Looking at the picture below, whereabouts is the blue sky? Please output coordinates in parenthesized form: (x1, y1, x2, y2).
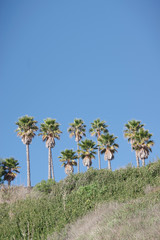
(1, 0, 160, 186)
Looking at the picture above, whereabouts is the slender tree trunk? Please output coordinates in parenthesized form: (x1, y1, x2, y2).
(77, 142, 80, 173)
(142, 158, 145, 166)
(26, 144, 31, 187)
(51, 151, 55, 181)
(135, 151, 140, 168)
(108, 159, 111, 170)
(98, 145, 101, 170)
(97, 134, 101, 170)
(48, 147, 52, 179)
(8, 180, 11, 187)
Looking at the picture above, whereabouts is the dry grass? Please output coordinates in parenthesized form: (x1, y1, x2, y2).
(48, 188, 160, 240)
(65, 202, 120, 240)
(0, 185, 41, 204)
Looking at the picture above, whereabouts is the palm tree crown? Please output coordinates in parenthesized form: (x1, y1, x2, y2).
(68, 119, 86, 142)
(39, 118, 62, 148)
(89, 118, 108, 138)
(59, 149, 77, 175)
(132, 128, 154, 166)
(78, 139, 97, 169)
(99, 133, 119, 159)
(2, 158, 20, 186)
(124, 120, 144, 145)
(16, 115, 38, 145)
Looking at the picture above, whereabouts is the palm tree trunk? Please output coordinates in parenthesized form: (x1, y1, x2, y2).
(108, 159, 111, 170)
(48, 147, 52, 179)
(97, 135, 101, 170)
(135, 151, 140, 168)
(77, 142, 80, 173)
(142, 158, 145, 166)
(26, 144, 31, 187)
(98, 145, 101, 170)
(51, 152, 55, 181)
(8, 180, 11, 187)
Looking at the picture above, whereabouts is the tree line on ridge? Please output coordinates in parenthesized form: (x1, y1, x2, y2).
(0, 116, 154, 187)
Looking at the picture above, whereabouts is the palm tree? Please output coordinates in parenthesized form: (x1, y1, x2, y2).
(59, 149, 77, 175)
(16, 115, 38, 187)
(132, 128, 154, 166)
(89, 119, 108, 169)
(98, 133, 119, 170)
(124, 120, 144, 167)
(78, 139, 97, 170)
(39, 118, 62, 180)
(68, 119, 86, 173)
(0, 158, 5, 184)
(2, 158, 20, 186)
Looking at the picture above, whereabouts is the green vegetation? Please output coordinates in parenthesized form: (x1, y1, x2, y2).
(0, 160, 160, 239)
(54, 188, 160, 240)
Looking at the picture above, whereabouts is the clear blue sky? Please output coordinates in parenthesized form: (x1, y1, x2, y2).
(1, 0, 160, 186)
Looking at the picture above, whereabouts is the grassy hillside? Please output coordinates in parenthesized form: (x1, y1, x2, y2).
(0, 160, 160, 240)
(49, 189, 160, 240)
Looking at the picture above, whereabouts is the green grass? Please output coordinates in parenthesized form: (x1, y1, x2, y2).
(0, 160, 160, 239)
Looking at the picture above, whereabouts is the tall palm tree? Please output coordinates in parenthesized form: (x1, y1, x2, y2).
(68, 119, 86, 173)
(124, 120, 144, 167)
(16, 115, 38, 187)
(98, 133, 119, 170)
(39, 118, 62, 180)
(2, 158, 20, 186)
(78, 139, 97, 170)
(59, 149, 77, 175)
(132, 128, 154, 166)
(89, 119, 108, 169)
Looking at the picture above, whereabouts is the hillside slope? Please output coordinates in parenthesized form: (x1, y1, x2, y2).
(0, 160, 160, 239)
(49, 189, 160, 240)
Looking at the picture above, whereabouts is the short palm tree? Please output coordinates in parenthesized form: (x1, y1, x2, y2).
(89, 119, 108, 169)
(59, 149, 77, 175)
(98, 133, 119, 170)
(68, 119, 86, 173)
(39, 118, 62, 180)
(124, 120, 144, 167)
(132, 128, 154, 166)
(0, 159, 4, 184)
(78, 139, 97, 170)
(2, 158, 20, 186)
(16, 115, 38, 187)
